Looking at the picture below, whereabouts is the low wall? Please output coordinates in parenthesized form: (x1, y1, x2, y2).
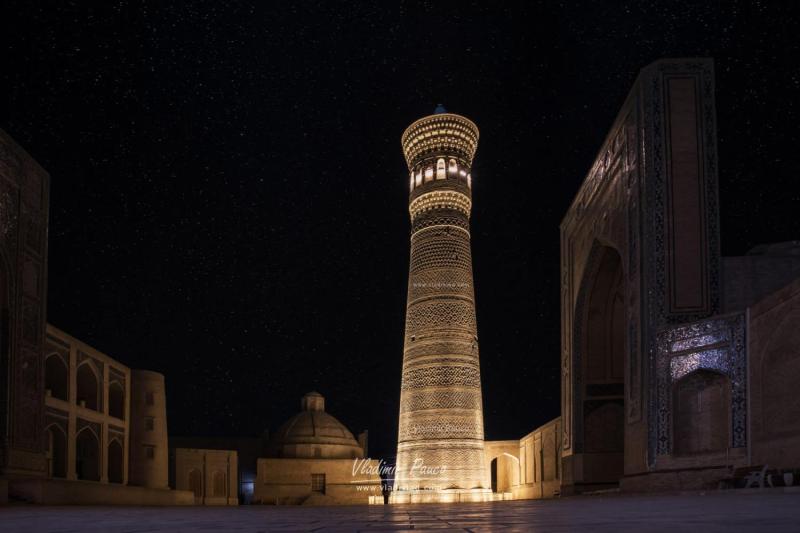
(514, 417, 562, 499)
(621, 465, 731, 492)
(10, 478, 194, 505)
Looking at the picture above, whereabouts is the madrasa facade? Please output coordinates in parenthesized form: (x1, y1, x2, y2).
(555, 58, 800, 495)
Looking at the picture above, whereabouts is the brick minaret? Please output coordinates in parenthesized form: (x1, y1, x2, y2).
(393, 107, 489, 502)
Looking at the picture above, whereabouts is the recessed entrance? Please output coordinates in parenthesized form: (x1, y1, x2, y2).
(576, 245, 625, 489)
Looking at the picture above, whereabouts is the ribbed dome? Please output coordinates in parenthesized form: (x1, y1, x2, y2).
(266, 392, 364, 459)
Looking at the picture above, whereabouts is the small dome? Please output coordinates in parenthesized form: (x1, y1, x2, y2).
(266, 392, 364, 459)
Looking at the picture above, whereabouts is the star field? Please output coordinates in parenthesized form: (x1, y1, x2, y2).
(3, 1, 800, 458)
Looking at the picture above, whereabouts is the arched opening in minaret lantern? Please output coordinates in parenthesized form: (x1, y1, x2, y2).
(436, 158, 446, 179)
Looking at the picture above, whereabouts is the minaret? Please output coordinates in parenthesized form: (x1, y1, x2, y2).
(394, 107, 489, 502)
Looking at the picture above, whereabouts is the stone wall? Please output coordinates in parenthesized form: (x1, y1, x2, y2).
(721, 246, 800, 313)
(255, 457, 381, 505)
(169, 435, 263, 503)
(513, 418, 561, 500)
(748, 277, 800, 469)
(174, 448, 238, 505)
(9, 477, 193, 505)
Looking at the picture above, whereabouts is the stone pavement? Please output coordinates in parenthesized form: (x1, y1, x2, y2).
(2, 491, 800, 532)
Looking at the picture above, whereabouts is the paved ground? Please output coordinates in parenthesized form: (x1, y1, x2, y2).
(2, 492, 800, 532)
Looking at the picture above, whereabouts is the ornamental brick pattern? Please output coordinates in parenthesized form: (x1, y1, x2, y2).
(395, 111, 488, 492)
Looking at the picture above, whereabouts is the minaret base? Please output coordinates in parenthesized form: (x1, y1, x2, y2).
(387, 487, 496, 504)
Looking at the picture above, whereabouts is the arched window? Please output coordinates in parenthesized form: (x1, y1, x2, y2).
(467, 173, 472, 188)
(415, 170, 423, 187)
(109, 381, 124, 419)
(490, 457, 498, 492)
(212, 471, 226, 497)
(188, 469, 203, 500)
(424, 167, 434, 182)
(436, 158, 446, 180)
(409, 171, 414, 192)
(448, 158, 458, 174)
(75, 428, 100, 481)
(45, 354, 68, 401)
(108, 439, 124, 483)
(76, 363, 99, 411)
(46, 424, 67, 478)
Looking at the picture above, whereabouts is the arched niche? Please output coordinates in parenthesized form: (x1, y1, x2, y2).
(573, 243, 626, 486)
(45, 354, 68, 401)
(76, 363, 100, 411)
(760, 308, 800, 436)
(46, 424, 67, 478)
(109, 381, 124, 420)
(76, 427, 100, 481)
(672, 369, 731, 455)
(188, 469, 203, 500)
(108, 438, 124, 483)
(490, 453, 520, 493)
(212, 471, 226, 497)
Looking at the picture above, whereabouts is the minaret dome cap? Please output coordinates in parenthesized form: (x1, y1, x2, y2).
(401, 111, 479, 170)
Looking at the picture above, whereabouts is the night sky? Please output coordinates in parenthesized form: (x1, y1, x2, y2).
(4, 1, 800, 458)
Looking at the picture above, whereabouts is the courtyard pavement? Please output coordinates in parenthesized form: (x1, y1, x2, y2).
(2, 491, 800, 532)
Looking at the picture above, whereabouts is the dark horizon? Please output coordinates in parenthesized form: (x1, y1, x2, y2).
(4, 1, 800, 458)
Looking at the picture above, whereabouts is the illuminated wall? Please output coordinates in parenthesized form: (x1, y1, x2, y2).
(394, 110, 488, 495)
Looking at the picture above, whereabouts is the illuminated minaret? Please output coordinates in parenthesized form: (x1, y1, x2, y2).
(394, 107, 489, 502)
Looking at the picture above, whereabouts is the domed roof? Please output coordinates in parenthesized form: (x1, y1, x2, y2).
(266, 392, 364, 459)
